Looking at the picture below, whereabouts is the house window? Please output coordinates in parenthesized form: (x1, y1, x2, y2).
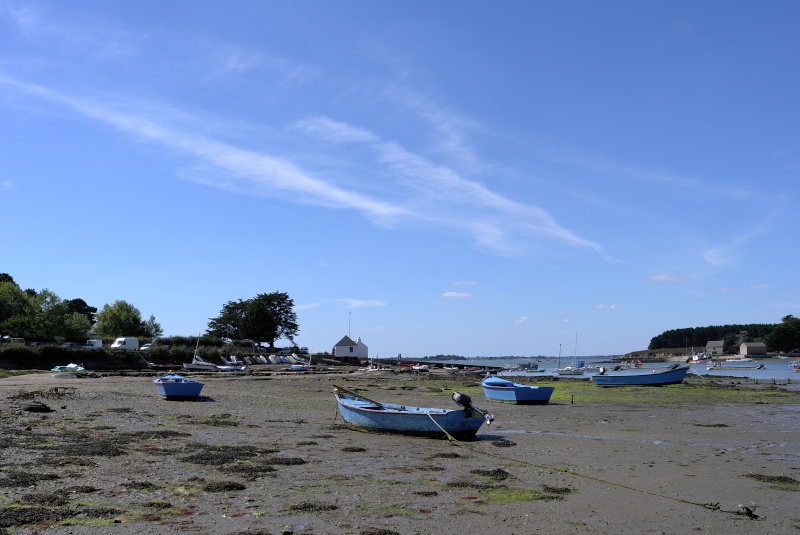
(349, 347, 353, 353)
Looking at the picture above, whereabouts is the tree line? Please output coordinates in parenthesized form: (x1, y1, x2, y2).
(648, 316, 800, 353)
(1, 273, 299, 349)
(0, 274, 162, 342)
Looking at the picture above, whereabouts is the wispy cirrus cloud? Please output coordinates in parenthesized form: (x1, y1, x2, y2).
(514, 316, 528, 324)
(296, 298, 386, 310)
(595, 304, 618, 310)
(332, 298, 386, 309)
(452, 281, 477, 286)
(0, 180, 11, 189)
(2, 2, 136, 59)
(296, 116, 602, 255)
(1, 59, 601, 257)
(648, 273, 689, 283)
(206, 44, 322, 85)
(443, 292, 471, 298)
(0, 76, 409, 226)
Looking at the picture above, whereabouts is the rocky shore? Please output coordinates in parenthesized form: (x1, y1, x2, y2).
(1, 370, 799, 534)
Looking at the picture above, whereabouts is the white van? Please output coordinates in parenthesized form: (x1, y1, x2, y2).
(110, 337, 139, 351)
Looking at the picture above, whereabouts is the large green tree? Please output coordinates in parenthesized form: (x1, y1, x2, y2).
(34, 289, 69, 341)
(239, 292, 299, 349)
(142, 314, 163, 339)
(95, 300, 145, 337)
(206, 299, 249, 340)
(0, 280, 36, 338)
(65, 298, 98, 325)
(766, 315, 800, 352)
(207, 292, 298, 349)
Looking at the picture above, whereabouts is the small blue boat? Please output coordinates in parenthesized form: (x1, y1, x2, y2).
(481, 376, 554, 404)
(334, 386, 493, 439)
(591, 365, 689, 387)
(153, 374, 204, 400)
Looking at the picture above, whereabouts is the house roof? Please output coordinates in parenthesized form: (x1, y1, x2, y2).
(706, 341, 724, 347)
(334, 335, 356, 347)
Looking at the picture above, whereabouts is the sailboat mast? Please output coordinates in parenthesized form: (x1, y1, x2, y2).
(574, 332, 578, 360)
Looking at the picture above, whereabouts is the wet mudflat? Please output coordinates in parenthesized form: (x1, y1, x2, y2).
(0, 371, 799, 534)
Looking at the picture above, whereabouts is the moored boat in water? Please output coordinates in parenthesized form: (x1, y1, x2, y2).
(592, 364, 689, 386)
(707, 358, 764, 370)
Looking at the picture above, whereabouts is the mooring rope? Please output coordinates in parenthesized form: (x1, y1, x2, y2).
(425, 414, 755, 517)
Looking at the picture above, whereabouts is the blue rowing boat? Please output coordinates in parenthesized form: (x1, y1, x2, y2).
(591, 365, 689, 387)
(334, 386, 493, 439)
(153, 374, 204, 400)
(481, 376, 554, 404)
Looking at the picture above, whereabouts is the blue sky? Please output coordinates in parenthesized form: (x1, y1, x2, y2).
(1, 1, 797, 357)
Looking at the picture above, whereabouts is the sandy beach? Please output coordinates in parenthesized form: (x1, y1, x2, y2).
(1, 369, 799, 534)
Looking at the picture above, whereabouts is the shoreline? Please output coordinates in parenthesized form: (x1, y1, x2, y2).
(1, 372, 798, 534)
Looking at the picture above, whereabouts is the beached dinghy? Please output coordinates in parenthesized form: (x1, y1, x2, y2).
(51, 363, 86, 374)
(153, 374, 204, 400)
(334, 386, 493, 439)
(481, 376, 554, 404)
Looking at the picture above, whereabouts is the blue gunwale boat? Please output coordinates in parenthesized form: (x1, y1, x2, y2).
(481, 376, 554, 404)
(334, 386, 493, 439)
(153, 373, 204, 400)
(591, 364, 689, 387)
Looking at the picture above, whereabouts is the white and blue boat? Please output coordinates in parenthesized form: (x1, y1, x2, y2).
(334, 386, 493, 439)
(481, 376, 554, 404)
(153, 374, 204, 400)
(591, 365, 689, 387)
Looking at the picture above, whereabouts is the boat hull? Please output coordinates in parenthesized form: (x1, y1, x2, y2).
(154, 374, 204, 400)
(51, 363, 86, 374)
(592, 366, 689, 387)
(707, 359, 764, 370)
(335, 392, 486, 439)
(481, 377, 554, 404)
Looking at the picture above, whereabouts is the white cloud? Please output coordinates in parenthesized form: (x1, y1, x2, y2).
(292, 117, 378, 144)
(335, 298, 386, 309)
(712, 287, 733, 294)
(595, 304, 618, 310)
(648, 274, 688, 283)
(1, 76, 603, 257)
(443, 292, 471, 298)
(452, 281, 477, 286)
(514, 316, 528, 324)
(0, 181, 11, 189)
(2, 2, 135, 60)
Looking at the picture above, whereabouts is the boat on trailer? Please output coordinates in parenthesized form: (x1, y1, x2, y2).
(334, 386, 493, 439)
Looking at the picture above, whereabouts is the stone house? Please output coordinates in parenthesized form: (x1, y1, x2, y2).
(739, 342, 767, 356)
(706, 340, 724, 357)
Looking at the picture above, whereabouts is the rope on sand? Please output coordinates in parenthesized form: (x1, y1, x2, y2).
(426, 416, 756, 518)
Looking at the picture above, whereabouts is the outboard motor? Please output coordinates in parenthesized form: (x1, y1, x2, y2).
(451, 391, 474, 417)
(451, 391, 494, 425)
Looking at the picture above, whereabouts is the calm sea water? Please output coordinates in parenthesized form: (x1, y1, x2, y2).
(444, 357, 799, 382)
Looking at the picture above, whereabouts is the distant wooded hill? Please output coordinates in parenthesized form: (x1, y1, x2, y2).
(649, 323, 777, 352)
